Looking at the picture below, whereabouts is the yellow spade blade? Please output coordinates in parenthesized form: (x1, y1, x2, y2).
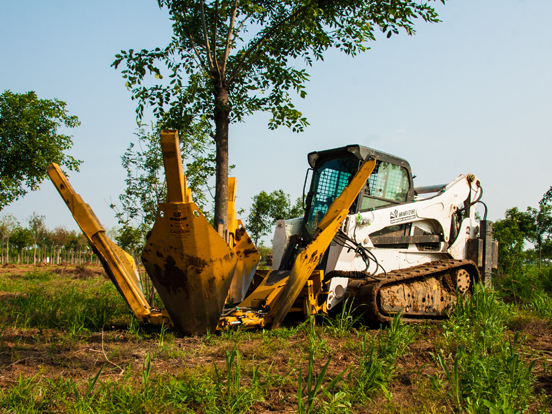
(271, 209, 348, 329)
(141, 130, 237, 335)
(46, 163, 167, 325)
(271, 159, 376, 329)
(228, 220, 261, 303)
(142, 201, 237, 335)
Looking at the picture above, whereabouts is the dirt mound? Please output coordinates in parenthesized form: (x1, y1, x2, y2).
(2, 263, 16, 269)
(0, 291, 25, 302)
(51, 266, 107, 279)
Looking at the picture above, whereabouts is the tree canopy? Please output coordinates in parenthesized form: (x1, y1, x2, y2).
(0, 90, 81, 210)
(113, 0, 445, 234)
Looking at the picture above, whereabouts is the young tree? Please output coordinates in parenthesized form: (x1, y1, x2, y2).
(51, 226, 70, 264)
(110, 123, 216, 245)
(113, 0, 445, 233)
(115, 224, 144, 262)
(524, 203, 552, 268)
(247, 189, 304, 245)
(0, 213, 18, 263)
(27, 213, 46, 264)
(10, 225, 32, 264)
(493, 208, 528, 277)
(65, 230, 79, 264)
(0, 90, 81, 210)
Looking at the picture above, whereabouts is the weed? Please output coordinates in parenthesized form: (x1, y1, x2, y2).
(296, 346, 347, 413)
(301, 312, 330, 357)
(211, 346, 263, 413)
(324, 298, 364, 338)
(530, 291, 552, 319)
(348, 313, 416, 402)
(219, 324, 246, 343)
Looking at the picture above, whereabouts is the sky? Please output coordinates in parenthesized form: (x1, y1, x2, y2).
(1, 0, 551, 238)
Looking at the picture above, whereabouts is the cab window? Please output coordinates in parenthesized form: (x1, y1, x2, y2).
(361, 161, 409, 211)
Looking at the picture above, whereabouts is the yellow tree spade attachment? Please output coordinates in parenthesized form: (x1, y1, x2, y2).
(141, 130, 240, 336)
(226, 177, 261, 303)
(47, 163, 172, 326)
(271, 158, 377, 329)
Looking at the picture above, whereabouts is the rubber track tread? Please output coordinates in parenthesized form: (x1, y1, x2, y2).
(342, 259, 480, 324)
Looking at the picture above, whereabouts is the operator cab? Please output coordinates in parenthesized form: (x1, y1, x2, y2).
(277, 144, 415, 271)
(302, 145, 415, 241)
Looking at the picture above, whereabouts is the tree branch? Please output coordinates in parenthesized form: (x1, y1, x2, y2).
(212, 0, 220, 71)
(199, 0, 217, 74)
(235, 12, 253, 35)
(228, 2, 313, 83)
(186, 32, 209, 71)
(221, 0, 239, 77)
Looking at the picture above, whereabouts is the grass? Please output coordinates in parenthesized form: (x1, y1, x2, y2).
(434, 285, 537, 413)
(0, 265, 551, 413)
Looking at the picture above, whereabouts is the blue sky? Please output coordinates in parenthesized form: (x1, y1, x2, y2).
(1, 0, 551, 235)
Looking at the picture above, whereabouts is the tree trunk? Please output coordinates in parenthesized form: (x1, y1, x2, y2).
(213, 84, 230, 240)
(6, 238, 9, 264)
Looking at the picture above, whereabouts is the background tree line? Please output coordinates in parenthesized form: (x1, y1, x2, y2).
(493, 185, 552, 299)
(0, 213, 99, 266)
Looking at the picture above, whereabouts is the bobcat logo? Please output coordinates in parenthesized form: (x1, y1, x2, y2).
(390, 209, 398, 220)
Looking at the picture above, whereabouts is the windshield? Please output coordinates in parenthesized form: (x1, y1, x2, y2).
(360, 161, 409, 210)
(304, 157, 359, 236)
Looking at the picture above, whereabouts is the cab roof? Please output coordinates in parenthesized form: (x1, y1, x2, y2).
(307, 144, 412, 172)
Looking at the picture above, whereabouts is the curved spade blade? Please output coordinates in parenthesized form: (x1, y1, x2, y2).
(142, 201, 237, 335)
(141, 130, 237, 335)
(228, 220, 261, 303)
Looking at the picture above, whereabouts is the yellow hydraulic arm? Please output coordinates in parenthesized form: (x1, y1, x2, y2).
(219, 158, 376, 330)
(271, 158, 377, 329)
(47, 163, 171, 326)
(226, 177, 261, 303)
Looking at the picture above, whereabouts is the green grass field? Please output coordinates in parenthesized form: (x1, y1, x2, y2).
(0, 266, 550, 413)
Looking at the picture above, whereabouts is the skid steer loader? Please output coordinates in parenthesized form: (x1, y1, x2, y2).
(48, 131, 497, 334)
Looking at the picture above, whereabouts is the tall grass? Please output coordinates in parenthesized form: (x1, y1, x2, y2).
(494, 265, 552, 302)
(296, 346, 347, 414)
(211, 347, 264, 413)
(3, 272, 130, 335)
(434, 285, 536, 413)
(528, 291, 552, 319)
(0, 349, 264, 413)
(324, 298, 364, 338)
